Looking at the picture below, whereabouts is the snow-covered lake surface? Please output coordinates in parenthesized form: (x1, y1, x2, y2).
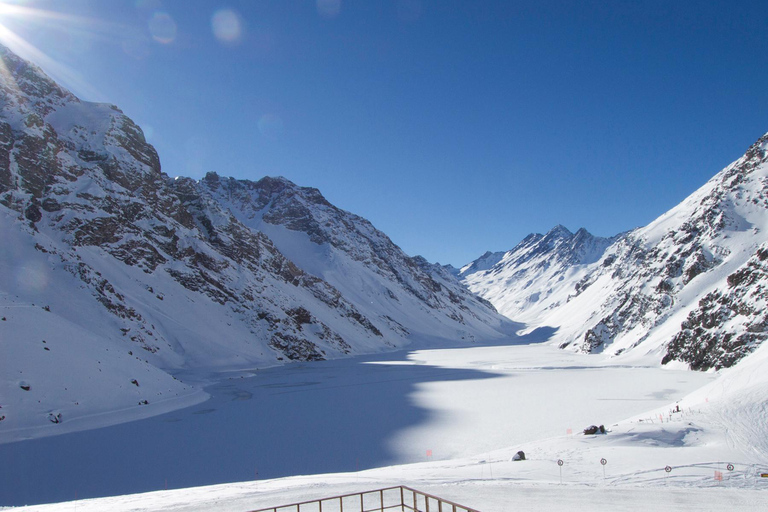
(0, 341, 733, 508)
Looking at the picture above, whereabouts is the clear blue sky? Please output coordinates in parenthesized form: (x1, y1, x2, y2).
(1, 0, 767, 266)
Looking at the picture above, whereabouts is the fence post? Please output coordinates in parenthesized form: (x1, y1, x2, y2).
(400, 487, 405, 512)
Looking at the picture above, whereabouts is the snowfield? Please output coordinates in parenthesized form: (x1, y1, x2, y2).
(2, 336, 767, 511)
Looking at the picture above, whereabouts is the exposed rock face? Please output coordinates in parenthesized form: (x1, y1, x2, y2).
(567, 133, 768, 361)
(662, 244, 768, 370)
(199, 173, 509, 343)
(464, 132, 768, 369)
(0, 43, 509, 376)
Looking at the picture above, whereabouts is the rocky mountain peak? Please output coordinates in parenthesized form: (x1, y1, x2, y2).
(458, 250, 506, 277)
(545, 224, 573, 239)
(738, 131, 768, 172)
(0, 44, 76, 109)
(0, 43, 161, 208)
(460, 224, 618, 324)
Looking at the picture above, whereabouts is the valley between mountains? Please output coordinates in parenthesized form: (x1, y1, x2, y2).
(1, 42, 768, 510)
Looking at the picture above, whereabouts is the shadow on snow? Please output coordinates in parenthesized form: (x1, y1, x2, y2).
(0, 349, 510, 507)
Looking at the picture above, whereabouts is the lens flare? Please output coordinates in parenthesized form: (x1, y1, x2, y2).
(15, 262, 50, 293)
(317, 0, 341, 19)
(148, 11, 176, 44)
(211, 9, 243, 44)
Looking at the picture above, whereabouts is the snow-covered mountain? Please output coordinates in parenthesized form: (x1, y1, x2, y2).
(198, 172, 505, 343)
(463, 132, 768, 370)
(0, 44, 510, 437)
(461, 225, 619, 323)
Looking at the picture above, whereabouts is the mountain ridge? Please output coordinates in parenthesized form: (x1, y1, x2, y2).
(461, 225, 620, 323)
(0, 44, 511, 439)
(463, 131, 768, 369)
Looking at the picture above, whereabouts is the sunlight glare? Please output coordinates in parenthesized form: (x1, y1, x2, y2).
(0, 1, 114, 101)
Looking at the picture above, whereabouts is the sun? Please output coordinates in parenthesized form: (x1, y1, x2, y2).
(0, 0, 34, 27)
(0, 0, 35, 90)
(0, 0, 115, 100)
(0, 1, 51, 57)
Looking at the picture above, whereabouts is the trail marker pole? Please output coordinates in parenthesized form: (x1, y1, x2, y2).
(558, 459, 564, 484)
(600, 458, 607, 483)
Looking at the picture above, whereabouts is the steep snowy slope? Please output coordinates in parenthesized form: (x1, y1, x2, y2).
(464, 132, 768, 370)
(462, 225, 619, 323)
(458, 250, 506, 276)
(200, 173, 509, 344)
(0, 44, 510, 438)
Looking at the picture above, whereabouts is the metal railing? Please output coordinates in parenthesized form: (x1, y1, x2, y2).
(248, 485, 480, 512)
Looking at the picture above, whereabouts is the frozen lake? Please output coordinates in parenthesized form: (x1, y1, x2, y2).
(0, 342, 714, 507)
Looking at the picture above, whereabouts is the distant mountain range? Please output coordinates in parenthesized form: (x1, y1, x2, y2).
(460, 225, 620, 323)
(462, 132, 768, 371)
